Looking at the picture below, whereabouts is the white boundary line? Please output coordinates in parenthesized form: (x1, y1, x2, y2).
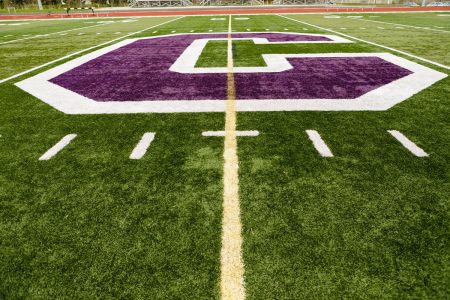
(0, 16, 183, 84)
(356, 18, 450, 34)
(306, 130, 333, 157)
(39, 134, 77, 160)
(129, 132, 155, 159)
(202, 130, 259, 136)
(0, 22, 108, 46)
(277, 14, 450, 70)
(388, 130, 428, 157)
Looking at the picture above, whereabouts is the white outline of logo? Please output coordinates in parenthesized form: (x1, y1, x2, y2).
(16, 32, 447, 114)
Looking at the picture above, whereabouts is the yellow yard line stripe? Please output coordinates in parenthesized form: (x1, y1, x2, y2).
(220, 15, 245, 300)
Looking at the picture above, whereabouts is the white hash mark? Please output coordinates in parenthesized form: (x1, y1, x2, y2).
(202, 130, 259, 137)
(388, 130, 428, 157)
(39, 134, 77, 160)
(129, 132, 156, 160)
(306, 130, 333, 157)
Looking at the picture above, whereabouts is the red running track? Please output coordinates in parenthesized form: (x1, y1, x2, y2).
(0, 6, 449, 20)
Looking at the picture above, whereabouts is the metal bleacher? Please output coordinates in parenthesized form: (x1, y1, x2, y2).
(273, 0, 326, 4)
(128, 0, 192, 7)
(128, 0, 266, 6)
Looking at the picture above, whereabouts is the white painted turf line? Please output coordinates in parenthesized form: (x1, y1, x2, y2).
(129, 132, 155, 160)
(0, 22, 108, 46)
(277, 14, 450, 71)
(39, 134, 77, 160)
(202, 130, 259, 137)
(388, 130, 428, 157)
(220, 15, 245, 300)
(357, 18, 450, 34)
(306, 130, 333, 157)
(0, 17, 183, 84)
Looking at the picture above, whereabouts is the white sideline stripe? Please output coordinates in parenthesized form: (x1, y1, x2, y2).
(0, 17, 183, 84)
(202, 130, 259, 137)
(277, 14, 450, 70)
(0, 22, 107, 46)
(39, 134, 77, 160)
(358, 18, 450, 33)
(129, 132, 155, 159)
(306, 130, 333, 157)
(388, 130, 428, 157)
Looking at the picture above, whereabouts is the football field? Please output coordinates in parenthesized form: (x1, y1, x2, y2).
(0, 12, 449, 299)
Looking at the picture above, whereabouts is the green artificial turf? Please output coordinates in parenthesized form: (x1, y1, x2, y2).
(0, 13, 449, 299)
(284, 13, 450, 65)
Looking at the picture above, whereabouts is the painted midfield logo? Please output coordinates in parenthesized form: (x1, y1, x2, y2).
(16, 32, 446, 114)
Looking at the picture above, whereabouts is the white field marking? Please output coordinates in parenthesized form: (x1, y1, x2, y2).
(360, 27, 366, 29)
(234, 17, 249, 20)
(284, 28, 289, 30)
(387, 130, 428, 157)
(96, 32, 102, 34)
(114, 31, 122, 34)
(0, 22, 29, 26)
(265, 28, 270, 31)
(152, 30, 158, 33)
(377, 27, 385, 29)
(277, 14, 450, 70)
(358, 18, 450, 33)
(306, 130, 333, 157)
(171, 30, 176, 33)
(22, 34, 31, 37)
(39, 134, 77, 161)
(303, 27, 309, 30)
(395, 26, 404, 29)
(246, 28, 250, 31)
(77, 32, 85, 35)
(17, 33, 445, 114)
(209, 29, 213, 32)
(0, 17, 183, 84)
(60, 33, 67, 35)
(437, 14, 450, 17)
(202, 130, 259, 137)
(129, 132, 155, 160)
(340, 27, 347, 30)
(220, 15, 245, 300)
(190, 30, 195, 32)
(0, 22, 109, 46)
(211, 17, 226, 20)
